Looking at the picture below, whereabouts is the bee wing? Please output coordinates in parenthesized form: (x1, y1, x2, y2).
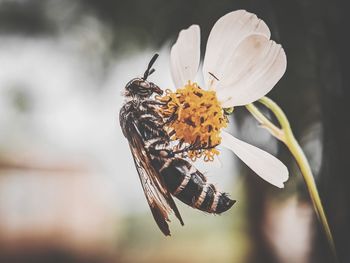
(128, 129, 184, 236)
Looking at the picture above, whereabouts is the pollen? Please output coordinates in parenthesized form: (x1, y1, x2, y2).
(158, 81, 227, 162)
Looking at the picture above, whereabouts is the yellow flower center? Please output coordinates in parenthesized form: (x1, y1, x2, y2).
(157, 81, 227, 162)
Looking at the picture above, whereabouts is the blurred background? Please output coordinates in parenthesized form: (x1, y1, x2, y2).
(0, 0, 349, 262)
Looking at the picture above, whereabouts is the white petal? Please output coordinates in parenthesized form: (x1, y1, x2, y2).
(170, 25, 200, 88)
(218, 36, 287, 107)
(203, 10, 271, 89)
(221, 131, 288, 188)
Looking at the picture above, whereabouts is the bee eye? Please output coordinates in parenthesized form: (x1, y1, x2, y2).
(138, 81, 150, 89)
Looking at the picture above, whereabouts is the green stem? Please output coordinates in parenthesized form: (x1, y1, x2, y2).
(245, 103, 285, 141)
(246, 96, 337, 261)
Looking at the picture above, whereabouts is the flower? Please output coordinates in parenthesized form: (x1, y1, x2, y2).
(161, 10, 288, 188)
(159, 82, 227, 162)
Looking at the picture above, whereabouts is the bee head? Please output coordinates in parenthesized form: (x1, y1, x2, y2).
(124, 54, 163, 98)
(124, 78, 163, 98)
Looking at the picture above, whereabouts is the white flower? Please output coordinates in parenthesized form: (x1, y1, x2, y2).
(169, 10, 288, 188)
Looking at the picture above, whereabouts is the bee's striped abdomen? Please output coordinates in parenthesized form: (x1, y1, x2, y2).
(160, 158, 235, 214)
(195, 183, 215, 210)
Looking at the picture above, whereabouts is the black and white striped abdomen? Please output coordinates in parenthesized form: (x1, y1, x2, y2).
(160, 158, 236, 214)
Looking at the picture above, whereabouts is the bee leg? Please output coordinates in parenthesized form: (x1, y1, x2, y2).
(162, 110, 178, 127)
(171, 143, 219, 155)
(142, 100, 167, 107)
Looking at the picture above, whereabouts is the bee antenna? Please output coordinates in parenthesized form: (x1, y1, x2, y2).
(143, 53, 159, 80)
(148, 68, 155, 76)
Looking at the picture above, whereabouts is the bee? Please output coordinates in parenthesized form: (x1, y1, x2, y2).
(119, 54, 235, 236)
